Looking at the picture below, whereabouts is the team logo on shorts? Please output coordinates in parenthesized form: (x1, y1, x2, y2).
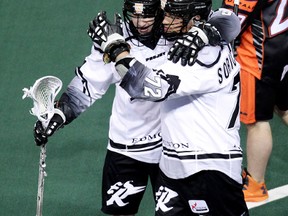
(106, 181, 145, 207)
(188, 200, 209, 214)
(155, 186, 178, 212)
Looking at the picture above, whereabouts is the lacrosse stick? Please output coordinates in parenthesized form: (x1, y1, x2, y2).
(22, 76, 62, 216)
(231, 0, 240, 52)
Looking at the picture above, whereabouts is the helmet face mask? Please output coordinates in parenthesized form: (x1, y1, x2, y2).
(162, 0, 212, 40)
(123, 0, 164, 49)
(127, 13, 156, 36)
(162, 12, 188, 41)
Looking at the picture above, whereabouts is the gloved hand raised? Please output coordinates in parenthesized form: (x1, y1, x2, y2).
(87, 11, 130, 63)
(33, 109, 66, 146)
(167, 22, 221, 66)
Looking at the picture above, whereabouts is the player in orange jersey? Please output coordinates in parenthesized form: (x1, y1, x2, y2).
(222, 0, 288, 202)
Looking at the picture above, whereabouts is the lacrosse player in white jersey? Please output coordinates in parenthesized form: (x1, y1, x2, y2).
(33, 0, 242, 215)
(86, 0, 249, 215)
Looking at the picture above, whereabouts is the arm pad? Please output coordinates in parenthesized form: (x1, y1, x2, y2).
(55, 92, 77, 125)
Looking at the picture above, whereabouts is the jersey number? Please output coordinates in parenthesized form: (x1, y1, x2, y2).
(228, 73, 240, 129)
(269, 0, 288, 37)
(144, 76, 162, 98)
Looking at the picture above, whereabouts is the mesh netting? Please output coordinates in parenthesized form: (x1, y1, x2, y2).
(34, 79, 60, 117)
(23, 76, 62, 126)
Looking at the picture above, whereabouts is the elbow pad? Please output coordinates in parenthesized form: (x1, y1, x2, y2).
(55, 92, 77, 125)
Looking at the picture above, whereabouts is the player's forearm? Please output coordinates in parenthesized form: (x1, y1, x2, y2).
(56, 86, 93, 124)
(115, 51, 130, 62)
(114, 49, 182, 102)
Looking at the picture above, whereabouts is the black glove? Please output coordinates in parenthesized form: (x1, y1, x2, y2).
(34, 121, 48, 145)
(33, 109, 66, 146)
(167, 23, 221, 66)
(87, 11, 130, 63)
(198, 22, 222, 46)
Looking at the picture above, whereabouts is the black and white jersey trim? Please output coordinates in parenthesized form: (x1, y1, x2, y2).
(163, 146, 242, 160)
(75, 66, 91, 97)
(109, 139, 162, 152)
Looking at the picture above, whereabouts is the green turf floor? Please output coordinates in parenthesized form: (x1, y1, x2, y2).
(1, 0, 287, 215)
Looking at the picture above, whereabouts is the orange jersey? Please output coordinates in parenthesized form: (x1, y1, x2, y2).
(223, 0, 288, 123)
(223, 0, 288, 82)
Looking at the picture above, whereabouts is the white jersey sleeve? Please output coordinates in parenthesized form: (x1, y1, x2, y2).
(69, 45, 120, 100)
(63, 45, 121, 116)
(121, 45, 239, 101)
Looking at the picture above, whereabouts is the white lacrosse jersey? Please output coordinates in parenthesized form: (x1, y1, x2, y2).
(66, 27, 172, 163)
(120, 44, 243, 183)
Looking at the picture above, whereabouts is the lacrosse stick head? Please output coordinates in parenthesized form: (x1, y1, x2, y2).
(22, 76, 62, 128)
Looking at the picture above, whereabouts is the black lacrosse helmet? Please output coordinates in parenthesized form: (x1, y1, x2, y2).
(123, 0, 164, 49)
(163, 0, 212, 40)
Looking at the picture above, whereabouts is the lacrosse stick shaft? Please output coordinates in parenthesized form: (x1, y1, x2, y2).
(36, 145, 47, 216)
(231, 0, 240, 52)
(22, 76, 62, 216)
(233, 0, 239, 15)
(36, 116, 49, 216)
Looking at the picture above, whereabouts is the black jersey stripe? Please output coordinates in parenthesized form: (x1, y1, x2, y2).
(163, 147, 242, 160)
(109, 139, 162, 152)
